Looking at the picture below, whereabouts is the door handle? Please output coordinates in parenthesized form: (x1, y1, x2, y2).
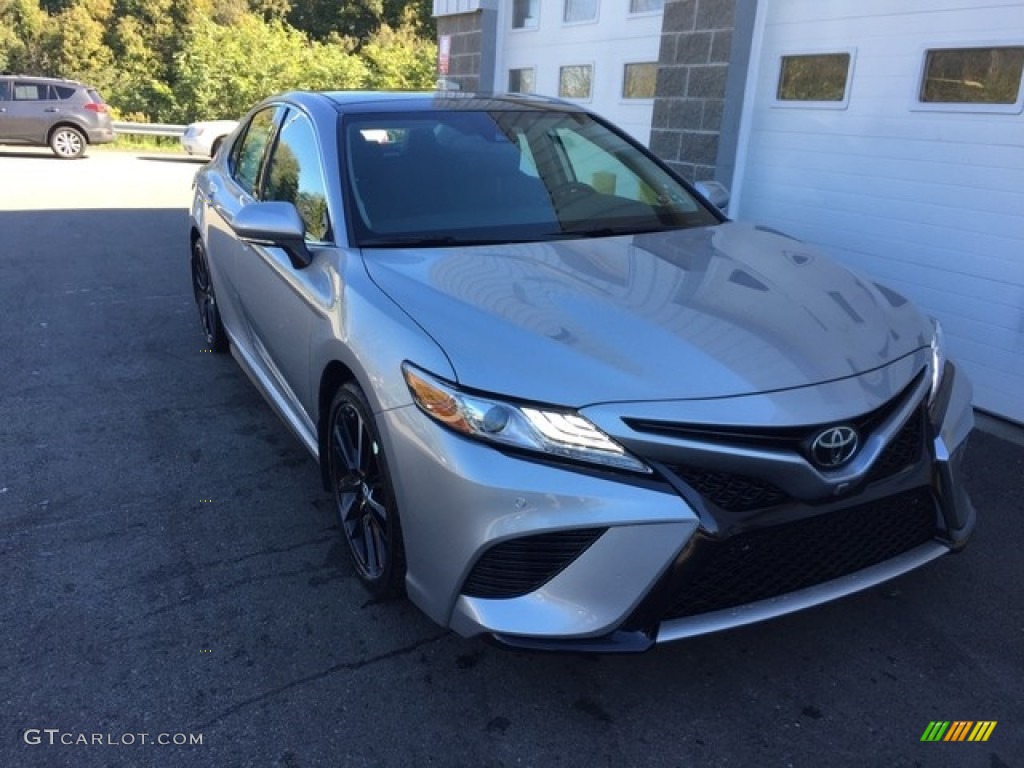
(44, 107, 59, 113)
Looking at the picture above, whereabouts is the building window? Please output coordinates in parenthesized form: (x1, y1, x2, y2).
(623, 63, 658, 99)
(559, 65, 593, 99)
(777, 53, 852, 102)
(508, 68, 536, 93)
(920, 46, 1024, 104)
(629, 0, 664, 12)
(512, 0, 539, 29)
(564, 0, 597, 23)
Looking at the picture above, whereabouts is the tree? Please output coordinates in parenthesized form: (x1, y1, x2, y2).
(41, 0, 115, 89)
(362, 12, 436, 90)
(0, 0, 49, 73)
(174, 14, 368, 121)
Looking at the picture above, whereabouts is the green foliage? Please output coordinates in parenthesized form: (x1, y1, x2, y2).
(1, 0, 438, 123)
(0, 0, 50, 72)
(174, 14, 368, 121)
(288, 0, 383, 42)
(363, 15, 437, 90)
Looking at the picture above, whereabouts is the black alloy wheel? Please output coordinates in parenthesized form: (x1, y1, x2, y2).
(190, 239, 228, 353)
(328, 384, 405, 598)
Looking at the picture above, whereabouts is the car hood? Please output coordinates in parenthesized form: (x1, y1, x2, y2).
(362, 222, 931, 406)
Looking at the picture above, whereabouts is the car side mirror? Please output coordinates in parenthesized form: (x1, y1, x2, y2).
(232, 201, 314, 268)
(694, 180, 730, 214)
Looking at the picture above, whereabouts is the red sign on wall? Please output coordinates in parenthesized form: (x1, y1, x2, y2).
(438, 35, 451, 75)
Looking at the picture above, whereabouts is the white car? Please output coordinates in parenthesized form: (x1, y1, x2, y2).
(181, 119, 239, 157)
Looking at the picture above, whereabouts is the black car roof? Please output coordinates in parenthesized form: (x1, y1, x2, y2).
(317, 90, 580, 115)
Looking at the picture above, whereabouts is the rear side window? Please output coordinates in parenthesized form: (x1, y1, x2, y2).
(55, 85, 76, 100)
(13, 83, 46, 101)
(231, 108, 280, 195)
(0, 81, 10, 101)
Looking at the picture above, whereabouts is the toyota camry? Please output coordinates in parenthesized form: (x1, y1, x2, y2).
(188, 91, 975, 651)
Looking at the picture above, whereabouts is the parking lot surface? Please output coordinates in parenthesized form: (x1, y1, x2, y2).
(1, 149, 1022, 767)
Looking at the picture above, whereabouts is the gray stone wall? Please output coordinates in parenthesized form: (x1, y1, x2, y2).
(435, 7, 496, 92)
(650, 0, 741, 183)
(437, 12, 484, 91)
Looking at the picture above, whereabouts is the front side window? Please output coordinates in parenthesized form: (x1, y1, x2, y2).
(777, 53, 852, 103)
(920, 46, 1024, 105)
(508, 68, 535, 93)
(564, 0, 597, 23)
(343, 108, 717, 247)
(231, 107, 280, 195)
(623, 63, 658, 99)
(263, 110, 331, 242)
(559, 65, 593, 99)
(512, 0, 538, 29)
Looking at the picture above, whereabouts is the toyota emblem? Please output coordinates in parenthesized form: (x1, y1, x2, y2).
(810, 426, 859, 468)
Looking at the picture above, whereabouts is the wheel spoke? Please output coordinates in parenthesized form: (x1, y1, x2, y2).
(362, 513, 379, 573)
(333, 422, 357, 469)
(365, 487, 388, 526)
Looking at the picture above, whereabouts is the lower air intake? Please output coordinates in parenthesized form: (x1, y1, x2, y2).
(461, 528, 607, 599)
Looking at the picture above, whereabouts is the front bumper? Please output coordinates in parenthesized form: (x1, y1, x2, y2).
(382, 356, 974, 651)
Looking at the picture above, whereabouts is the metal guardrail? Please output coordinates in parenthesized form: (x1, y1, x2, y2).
(113, 121, 186, 138)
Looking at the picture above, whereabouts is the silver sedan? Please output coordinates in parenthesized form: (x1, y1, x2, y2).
(188, 91, 975, 651)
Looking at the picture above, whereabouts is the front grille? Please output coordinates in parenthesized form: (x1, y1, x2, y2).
(866, 408, 924, 484)
(461, 528, 607, 599)
(667, 466, 789, 512)
(625, 371, 926, 470)
(659, 487, 937, 620)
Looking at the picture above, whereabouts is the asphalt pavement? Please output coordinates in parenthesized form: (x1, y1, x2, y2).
(1, 149, 1022, 768)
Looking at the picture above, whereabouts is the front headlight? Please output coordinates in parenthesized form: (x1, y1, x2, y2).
(402, 363, 650, 474)
(929, 318, 947, 407)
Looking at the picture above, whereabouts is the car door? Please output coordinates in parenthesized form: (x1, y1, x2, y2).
(230, 107, 334, 427)
(1, 81, 55, 143)
(0, 80, 10, 140)
(202, 105, 284, 346)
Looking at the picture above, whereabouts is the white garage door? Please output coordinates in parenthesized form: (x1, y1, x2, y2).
(732, 0, 1024, 424)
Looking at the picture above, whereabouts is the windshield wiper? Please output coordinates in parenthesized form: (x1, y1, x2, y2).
(550, 224, 673, 239)
(359, 235, 508, 248)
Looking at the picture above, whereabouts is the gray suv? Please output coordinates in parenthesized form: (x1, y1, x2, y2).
(0, 75, 116, 158)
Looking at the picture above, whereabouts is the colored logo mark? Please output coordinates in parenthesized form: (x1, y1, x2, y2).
(921, 721, 997, 742)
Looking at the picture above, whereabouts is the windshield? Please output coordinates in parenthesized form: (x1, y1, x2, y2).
(342, 109, 719, 247)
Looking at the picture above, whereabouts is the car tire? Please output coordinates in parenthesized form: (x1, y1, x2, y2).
(49, 126, 86, 159)
(190, 238, 229, 353)
(327, 383, 406, 598)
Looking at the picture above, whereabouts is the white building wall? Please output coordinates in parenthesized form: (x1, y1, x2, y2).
(732, 0, 1024, 423)
(495, 2, 664, 142)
